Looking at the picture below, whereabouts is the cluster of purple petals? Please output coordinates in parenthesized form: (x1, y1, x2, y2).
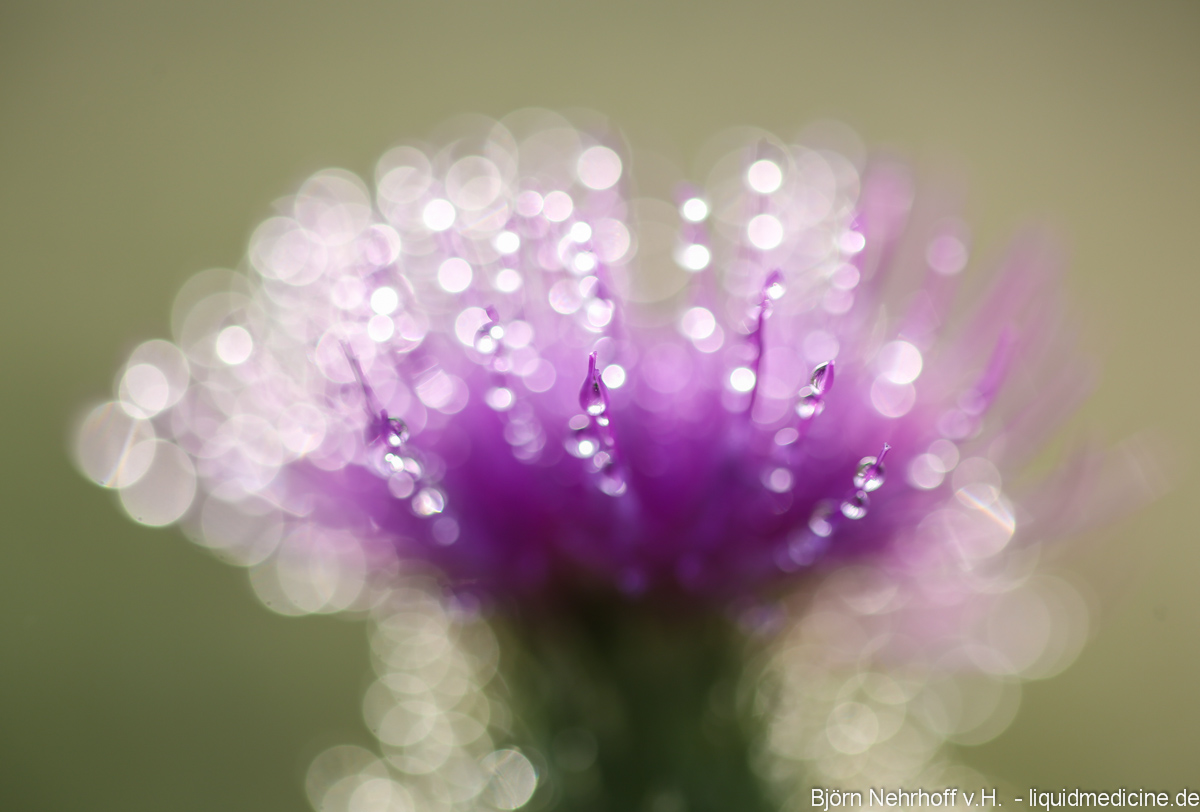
(82, 112, 1093, 609)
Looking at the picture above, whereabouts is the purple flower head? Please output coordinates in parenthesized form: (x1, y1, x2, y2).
(76, 112, 1100, 613)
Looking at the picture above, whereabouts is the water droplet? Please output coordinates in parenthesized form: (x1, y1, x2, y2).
(808, 502, 835, 537)
(853, 443, 891, 492)
(383, 451, 405, 472)
(567, 426, 600, 458)
(412, 487, 445, 516)
(810, 359, 835, 395)
(796, 389, 824, 419)
(840, 490, 869, 520)
(384, 417, 409, 448)
(764, 269, 786, 301)
(579, 351, 608, 416)
(474, 306, 504, 355)
(598, 462, 626, 497)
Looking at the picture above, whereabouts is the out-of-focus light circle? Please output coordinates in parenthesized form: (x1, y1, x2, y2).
(543, 191, 573, 222)
(928, 233, 968, 275)
(573, 252, 597, 274)
(438, 257, 473, 293)
(747, 214, 784, 250)
(585, 297, 613, 327)
(516, 190, 543, 217)
(494, 230, 520, 254)
(503, 320, 533, 349)
(765, 467, 793, 493)
(118, 440, 197, 526)
(422, 198, 456, 231)
(831, 264, 860, 290)
(747, 159, 784, 194)
(839, 231, 867, 254)
(577, 145, 623, 190)
(877, 340, 923, 384)
(370, 286, 399, 315)
(120, 363, 170, 417)
(216, 325, 254, 365)
(679, 306, 716, 340)
(480, 750, 538, 810)
(870, 377, 916, 418)
(907, 453, 946, 489)
(367, 314, 395, 342)
(930, 438, 960, 471)
(75, 401, 157, 488)
(569, 222, 592, 243)
(680, 198, 709, 222)
(123, 339, 189, 413)
(548, 279, 583, 315)
(679, 244, 711, 271)
(446, 156, 502, 211)
(455, 306, 492, 347)
(601, 364, 626, 388)
(802, 330, 839, 364)
(486, 386, 515, 411)
(495, 268, 523, 293)
(730, 367, 757, 392)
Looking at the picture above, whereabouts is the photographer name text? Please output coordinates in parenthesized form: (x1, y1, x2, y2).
(812, 788, 1200, 811)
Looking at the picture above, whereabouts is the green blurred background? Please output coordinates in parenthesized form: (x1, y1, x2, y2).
(2, 1, 1198, 809)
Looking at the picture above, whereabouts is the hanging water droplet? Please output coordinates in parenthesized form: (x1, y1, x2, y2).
(840, 490, 869, 520)
(568, 426, 600, 459)
(810, 359, 835, 395)
(764, 269, 786, 301)
(796, 388, 824, 420)
(853, 443, 890, 492)
(808, 502, 835, 537)
(474, 329, 499, 355)
(412, 486, 446, 516)
(383, 451, 405, 473)
(598, 460, 627, 496)
(579, 351, 608, 416)
(384, 417, 409, 448)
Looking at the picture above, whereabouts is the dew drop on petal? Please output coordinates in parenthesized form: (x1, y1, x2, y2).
(810, 359, 835, 395)
(764, 270, 787, 301)
(796, 389, 824, 420)
(840, 490, 869, 520)
(808, 503, 835, 537)
(384, 417, 409, 448)
(854, 453, 887, 492)
(412, 487, 446, 516)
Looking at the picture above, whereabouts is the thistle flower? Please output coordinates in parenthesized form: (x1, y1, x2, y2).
(74, 111, 1144, 810)
(76, 112, 1084, 610)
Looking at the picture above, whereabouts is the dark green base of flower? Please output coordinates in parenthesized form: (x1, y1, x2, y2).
(494, 595, 776, 812)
